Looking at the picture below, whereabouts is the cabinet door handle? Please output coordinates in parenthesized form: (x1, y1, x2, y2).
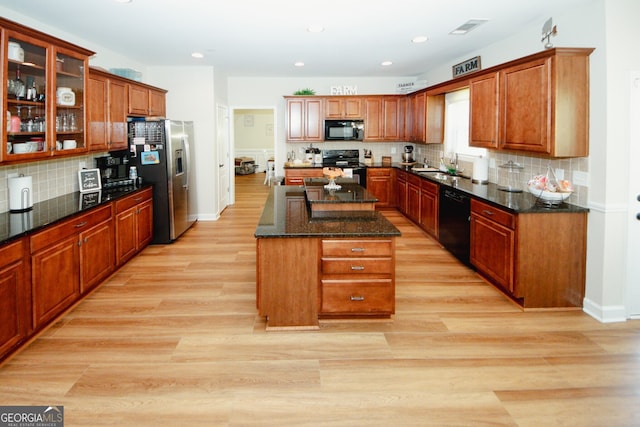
(350, 295, 365, 301)
(482, 210, 494, 216)
(74, 221, 88, 228)
(134, 197, 143, 202)
(351, 265, 365, 271)
(351, 247, 365, 252)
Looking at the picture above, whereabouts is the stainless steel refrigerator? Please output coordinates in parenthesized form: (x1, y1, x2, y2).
(128, 118, 197, 244)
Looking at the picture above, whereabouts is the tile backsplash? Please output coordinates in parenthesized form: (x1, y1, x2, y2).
(287, 142, 589, 207)
(0, 152, 107, 213)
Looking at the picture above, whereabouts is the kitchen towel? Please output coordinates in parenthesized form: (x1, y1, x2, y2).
(9, 175, 33, 211)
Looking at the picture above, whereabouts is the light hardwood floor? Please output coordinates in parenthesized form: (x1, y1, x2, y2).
(1, 172, 639, 426)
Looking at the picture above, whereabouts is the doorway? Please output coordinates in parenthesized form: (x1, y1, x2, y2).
(627, 72, 640, 318)
(231, 107, 276, 198)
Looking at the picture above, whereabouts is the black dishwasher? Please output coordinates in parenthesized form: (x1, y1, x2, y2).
(438, 186, 472, 267)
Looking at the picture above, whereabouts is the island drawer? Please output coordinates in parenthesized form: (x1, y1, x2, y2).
(322, 239, 393, 257)
(471, 199, 515, 229)
(321, 257, 393, 275)
(320, 279, 394, 314)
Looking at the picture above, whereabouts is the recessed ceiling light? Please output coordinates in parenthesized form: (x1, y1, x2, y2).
(381, 61, 393, 66)
(411, 36, 428, 43)
(191, 52, 204, 59)
(294, 62, 305, 67)
(449, 19, 488, 35)
(307, 25, 325, 33)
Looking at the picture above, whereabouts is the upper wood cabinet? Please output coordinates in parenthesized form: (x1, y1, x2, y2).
(425, 94, 445, 144)
(285, 97, 323, 142)
(406, 91, 425, 143)
(469, 48, 593, 157)
(88, 68, 128, 151)
(128, 83, 167, 117)
(325, 97, 362, 119)
(363, 96, 404, 142)
(1, 18, 94, 163)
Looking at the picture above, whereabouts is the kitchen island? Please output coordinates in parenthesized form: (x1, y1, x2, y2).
(254, 180, 400, 330)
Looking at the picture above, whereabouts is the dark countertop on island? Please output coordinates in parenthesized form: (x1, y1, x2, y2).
(0, 185, 151, 245)
(304, 178, 378, 205)
(254, 185, 400, 238)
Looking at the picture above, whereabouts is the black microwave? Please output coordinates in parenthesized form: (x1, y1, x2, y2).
(324, 120, 364, 141)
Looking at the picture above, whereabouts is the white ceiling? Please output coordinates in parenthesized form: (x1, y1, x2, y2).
(1, 0, 590, 77)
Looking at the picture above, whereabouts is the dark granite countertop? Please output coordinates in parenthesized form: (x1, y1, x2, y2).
(0, 185, 151, 245)
(254, 186, 400, 238)
(285, 161, 588, 214)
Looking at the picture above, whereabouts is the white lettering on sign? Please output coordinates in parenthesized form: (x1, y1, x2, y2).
(330, 86, 358, 95)
(452, 56, 482, 78)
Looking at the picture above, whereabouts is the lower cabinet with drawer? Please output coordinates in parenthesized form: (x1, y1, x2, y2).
(0, 238, 30, 360)
(470, 198, 587, 308)
(115, 187, 153, 265)
(320, 238, 395, 317)
(30, 204, 114, 329)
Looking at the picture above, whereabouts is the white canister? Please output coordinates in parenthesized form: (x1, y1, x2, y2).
(8, 42, 24, 62)
(9, 175, 33, 212)
(56, 87, 75, 106)
(472, 156, 489, 184)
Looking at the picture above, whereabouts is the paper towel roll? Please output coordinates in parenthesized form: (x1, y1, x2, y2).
(9, 175, 33, 212)
(472, 157, 489, 184)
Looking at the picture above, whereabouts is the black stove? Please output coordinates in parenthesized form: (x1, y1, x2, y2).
(321, 149, 367, 188)
(322, 149, 363, 167)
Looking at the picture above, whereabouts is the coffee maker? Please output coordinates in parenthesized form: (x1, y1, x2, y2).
(95, 150, 134, 189)
(402, 145, 415, 163)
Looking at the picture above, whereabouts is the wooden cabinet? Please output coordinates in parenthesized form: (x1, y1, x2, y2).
(406, 91, 426, 143)
(320, 238, 395, 317)
(419, 179, 439, 238)
(87, 69, 128, 151)
(470, 199, 587, 308)
(30, 205, 112, 329)
(395, 169, 408, 213)
(284, 168, 323, 186)
(469, 72, 499, 148)
(0, 239, 30, 362)
(406, 174, 421, 223)
(79, 218, 114, 294)
(366, 168, 393, 208)
(469, 48, 593, 157)
(128, 83, 167, 117)
(115, 188, 153, 265)
(1, 18, 93, 162)
(470, 200, 517, 295)
(425, 94, 445, 144)
(363, 96, 405, 142)
(285, 97, 323, 142)
(324, 97, 362, 119)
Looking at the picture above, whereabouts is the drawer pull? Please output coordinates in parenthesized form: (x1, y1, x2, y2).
(351, 247, 365, 252)
(350, 295, 365, 301)
(74, 221, 88, 228)
(482, 210, 494, 216)
(134, 197, 143, 202)
(350, 266, 365, 271)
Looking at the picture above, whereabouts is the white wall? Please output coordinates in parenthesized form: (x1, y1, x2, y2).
(147, 66, 223, 220)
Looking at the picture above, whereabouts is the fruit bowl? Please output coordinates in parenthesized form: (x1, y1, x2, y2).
(527, 186, 572, 202)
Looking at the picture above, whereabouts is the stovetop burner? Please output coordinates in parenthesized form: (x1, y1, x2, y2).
(322, 149, 361, 167)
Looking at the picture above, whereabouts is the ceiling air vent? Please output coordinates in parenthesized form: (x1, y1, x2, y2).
(449, 19, 488, 35)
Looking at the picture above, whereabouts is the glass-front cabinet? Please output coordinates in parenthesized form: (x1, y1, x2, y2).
(5, 33, 49, 159)
(2, 20, 93, 162)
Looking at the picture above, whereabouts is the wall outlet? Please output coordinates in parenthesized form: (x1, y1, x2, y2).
(555, 168, 564, 180)
(489, 158, 496, 168)
(573, 170, 589, 186)
(79, 161, 86, 170)
(7, 172, 18, 179)
(391, 147, 397, 154)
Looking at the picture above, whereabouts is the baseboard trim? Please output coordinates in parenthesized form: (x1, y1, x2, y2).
(582, 298, 628, 323)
